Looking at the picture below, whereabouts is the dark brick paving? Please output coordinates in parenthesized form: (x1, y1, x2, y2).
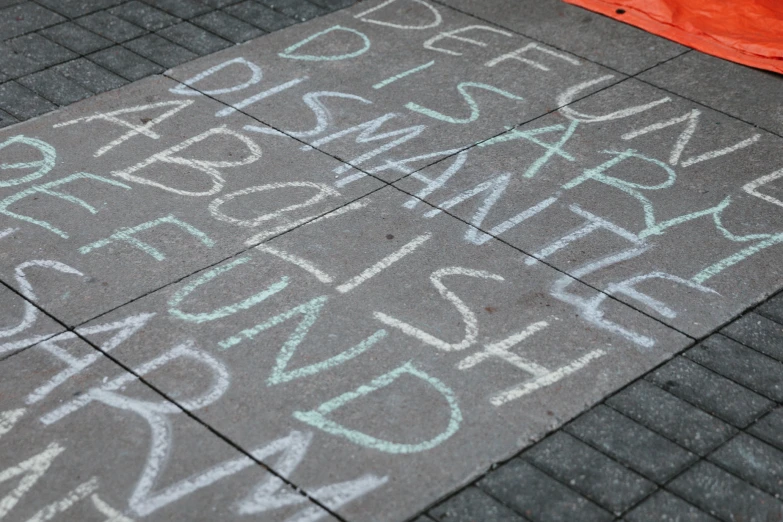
(0, 0, 356, 126)
(3, 1, 783, 521)
(418, 292, 783, 522)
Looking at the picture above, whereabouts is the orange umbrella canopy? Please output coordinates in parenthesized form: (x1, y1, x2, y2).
(564, 0, 783, 73)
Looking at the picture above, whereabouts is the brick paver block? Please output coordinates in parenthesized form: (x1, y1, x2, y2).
(6, 33, 77, 69)
(191, 10, 264, 43)
(35, 0, 125, 19)
(89, 46, 163, 81)
(606, 380, 735, 456)
(478, 458, 612, 522)
(308, 0, 355, 9)
(0, 107, 18, 129)
(0, 3, 64, 40)
(76, 11, 147, 43)
(648, 357, 772, 428)
(124, 33, 197, 69)
(524, 432, 655, 516)
(38, 22, 113, 55)
(749, 408, 783, 452)
(722, 312, 783, 362)
(758, 293, 783, 325)
(686, 334, 783, 402)
(18, 68, 92, 105)
(224, 1, 296, 32)
(258, 0, 326, 20)
(565, 405, 697, 484)
(709, 433, 783, 498)
(141, 0, 212, 18)
(0, 80, 56, 119)
(201, 0, 245, 8)
(0, 41, 44, 79)
(429, 487, 529, 522)
(623, 490, 718, 522)
(110, 1, 180, 31)
(54, 58, 128, 93)
(157, 21, 231, 55)
(668, 461, 783, 521)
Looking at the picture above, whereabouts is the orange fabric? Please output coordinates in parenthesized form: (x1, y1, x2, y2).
(563, 0, 783, 74)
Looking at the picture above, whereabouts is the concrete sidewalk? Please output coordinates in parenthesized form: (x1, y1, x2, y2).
(1, 0, 783, 520)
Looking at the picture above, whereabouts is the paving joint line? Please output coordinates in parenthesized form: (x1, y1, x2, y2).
(432, 0, 783, 142)
(159, 63, 702, 341)
(0, 275, 351, 522)
(633, 76, 783, 141)
(67, 183, 390, 329)
(431, 0, 649, 78)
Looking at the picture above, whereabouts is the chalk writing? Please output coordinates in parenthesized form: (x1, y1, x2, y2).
(1, 7, 782, 520)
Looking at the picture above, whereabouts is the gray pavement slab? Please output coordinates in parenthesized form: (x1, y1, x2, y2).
(639, 51, 783, 136)
(0, 334, 335, 521)
(0, 74, 380, 326)
(0, 280, 64, 358)
(166, 0, 618, 185)
(74, 185, 687, 521)
(397, 78, 783, 340)
(435, 0, 685, 75)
